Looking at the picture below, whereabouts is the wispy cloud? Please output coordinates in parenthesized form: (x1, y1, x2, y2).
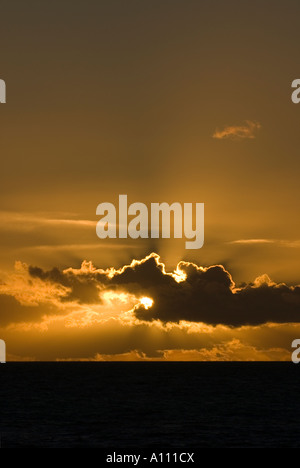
(213, 120, 261, 140)
(0, 212, 95, 231)
(229, 239, 300, 247)
(20, 243, 137, 252)
(228, 239, 275, 245)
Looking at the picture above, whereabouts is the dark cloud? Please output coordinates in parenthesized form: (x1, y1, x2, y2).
(29, 266, 66, 284)
(0, 294, 53, 326)
(28, 265, 101, 304)
(28, 254, 300, 326)
(131, 260, 300, 326)
(111, 256, 175, 291)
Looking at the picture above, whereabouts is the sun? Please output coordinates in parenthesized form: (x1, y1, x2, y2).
(140, 297, 154, 309)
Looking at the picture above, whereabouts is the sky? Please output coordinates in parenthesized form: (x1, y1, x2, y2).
(1, 0, 300, 361)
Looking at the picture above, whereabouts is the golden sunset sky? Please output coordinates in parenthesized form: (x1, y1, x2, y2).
(1, 0, 300, 361)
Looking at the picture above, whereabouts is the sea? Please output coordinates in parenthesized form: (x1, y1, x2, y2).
(0, 362, 299, 449)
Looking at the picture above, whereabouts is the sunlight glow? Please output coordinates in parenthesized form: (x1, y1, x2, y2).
(173, 266, 187, 283)
(140, 296, 154, 309)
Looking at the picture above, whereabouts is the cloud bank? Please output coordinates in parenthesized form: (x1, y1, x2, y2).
(26, 253, 300, 327)
(1, 254, 299, 361)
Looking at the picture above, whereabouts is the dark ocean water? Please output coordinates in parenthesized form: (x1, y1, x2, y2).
(0, 362, 299, 448)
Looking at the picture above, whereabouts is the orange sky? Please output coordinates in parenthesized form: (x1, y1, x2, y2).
(1, 0, 300, 360)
